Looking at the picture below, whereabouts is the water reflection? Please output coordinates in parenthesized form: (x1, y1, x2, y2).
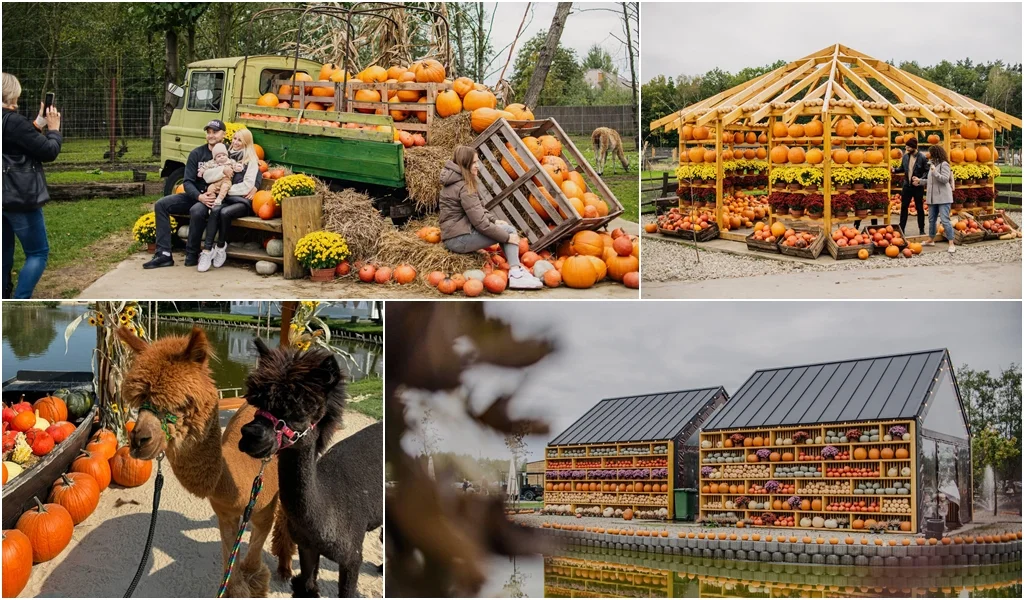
(484, 549, 1022, 598)
(2, 305, 382, 390)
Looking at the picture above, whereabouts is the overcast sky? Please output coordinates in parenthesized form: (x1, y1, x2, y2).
(641, 2, 1023, 82)
(482, 3, 633, 85)
(402, 301, 1022, 465)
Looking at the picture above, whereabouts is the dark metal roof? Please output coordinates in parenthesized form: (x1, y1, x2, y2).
(703, 349, 948, 431)
(549, 387, 727, 446)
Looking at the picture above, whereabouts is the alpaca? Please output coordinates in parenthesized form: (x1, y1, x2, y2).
(117, 326, 294, 597)
(239, 339, 383, 598)
(591, 126, 630, 175)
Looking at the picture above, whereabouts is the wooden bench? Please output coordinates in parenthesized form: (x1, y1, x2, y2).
(171, 194, 322, 279)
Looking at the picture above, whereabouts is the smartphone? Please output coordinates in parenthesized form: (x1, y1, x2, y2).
(44, 92, 55, 111)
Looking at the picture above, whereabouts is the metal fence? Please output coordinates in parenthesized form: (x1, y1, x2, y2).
(533, 104, 637, 140)
(3, 57, 161, 141)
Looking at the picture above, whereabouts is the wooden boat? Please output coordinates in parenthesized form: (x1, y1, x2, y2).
(3, 370, 98, 528)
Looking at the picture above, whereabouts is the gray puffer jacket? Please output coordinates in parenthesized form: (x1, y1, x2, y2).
(437, 161, 511, 243)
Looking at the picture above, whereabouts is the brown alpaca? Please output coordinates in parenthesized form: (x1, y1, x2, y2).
(591, 127, 630, 176)
(117, 326, 295, 597)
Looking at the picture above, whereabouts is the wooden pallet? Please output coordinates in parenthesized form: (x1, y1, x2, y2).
(469, 118, 625, 251)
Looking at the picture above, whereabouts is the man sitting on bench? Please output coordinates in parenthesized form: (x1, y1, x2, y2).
(144, 119, 228, 269)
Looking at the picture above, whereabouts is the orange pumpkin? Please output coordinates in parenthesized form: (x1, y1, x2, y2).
(452, 77, 475, 98)
(470, 108, 514, 133)
(463, 89, 497, 111)
(895, 448, 909, 459)
(16, 497, 74, 563)
(2, 529, 32, 598)
(109, 446, 153, 488)
(71, 450, 111, 491)
(880, 447, 894, 460)
(48, 472, 100, 525)
(571, 231, 604, 257)
(561, 256, 598, 289)
(435, 90, 462, 118)
(835, 118, 857, 137)
(413, 59, 445, 83)
(33, 396, 67, 423)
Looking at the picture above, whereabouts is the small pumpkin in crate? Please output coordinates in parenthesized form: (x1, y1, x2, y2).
(49, 472, 100, 525)
(109, 446, 153, 488)
(16, 497, 74, 563)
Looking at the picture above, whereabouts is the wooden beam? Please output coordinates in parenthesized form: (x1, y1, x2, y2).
(821, 45, 841, 115)
(833, 83, 875, 124)
(855, 59, 914, 103)
(900, 70, 1004, 128)
(719, 60, 820, 126)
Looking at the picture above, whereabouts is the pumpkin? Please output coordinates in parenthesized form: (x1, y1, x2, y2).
(463, 89, 497, 111)
(832, 148, 849, 164)
(462, 278, 484, 297)
(960, 121, 980, 140)
(811, 499, 822, 511)
(781, 452, 794, 462)
(868, 448, 880, 460)
(10, 411, 35, 433)
(435, 90, 462, 118)
(871, 125, 886, 138)
(483, 273, 507, 294)
(33, 396, 67, 424)
(857, 248, 870, 260)
(806, 148, 823, 164)
(470, 108, 514, 133)
(975, 146, 992, 162)
(374, 266, 393, 284)
(394, 265, 417, 285)
(412, 59, 445, 83)
(571, 231, 604, 257)
(504, 103, 535, 121)
(353, 89, 382, 114)
(49, 472, 99, 525)
(963, 147, 977, 163)
(436, 278, 457, 295)
(2, 529, 32, 598)
(895, 448, 909, 459)
(880, 447, 894, 460)
(561, 180, 585, 202)
(622, 509, 633, 521)
(769, 452, 781, 462)
(853, 448, 868, 460)
(256, 93, 280, 107)
(109, 446, 153, 488)
(612, 235, 633, 257)
(561, 256, 598, 289)
(772, 122, 789, 138)
(688, 146, 706, 163)
(864, 150, 884, 164)
(71, 450, 111, 491)
(623, 272, 639, 289)
(856, 122, 873, 137)
(86, 433, 117, 461)
(770, 145, 789, 164)
(787, 147, 805, 164)
(605, 255, 638, 282)
(585, 256, 606, 282)
(452, 77, 475, 98)
(566, 171, 587, 193)
(835, 118, 857, 137)
(848, 149, 865, 165)
(692, 126, 710, 140)
(752, 436, 764, 447)
(787, 123, 805, 138)
(852, 519, 865, 530)
(927, 134, 940, 144)
(804, 118, 824, 137)
(16, 497, 73, 563)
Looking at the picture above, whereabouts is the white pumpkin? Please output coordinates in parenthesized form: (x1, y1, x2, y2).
(812, 516, 825, 528)
(464, 269, 486, 281)
(901, 467, 911, 476)
(902, 433, 911, 441)
(266, 238, 285, 257)
(701, 440, 712, 449)
(824, 519, 838, 529)
(532, 260, 555, 280)
(888, 467, 898, 477)
(800, 517, 812, 527)
(3, 460, 23, 480)
(33, 412, 50, 430)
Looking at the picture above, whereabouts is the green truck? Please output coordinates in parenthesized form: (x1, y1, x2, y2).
(160, 55, 411, 219)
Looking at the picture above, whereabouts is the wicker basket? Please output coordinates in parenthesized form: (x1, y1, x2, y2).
(745, 230, 780, 253)
(777, 225, 826, 259)
(860, 224, 907, 255)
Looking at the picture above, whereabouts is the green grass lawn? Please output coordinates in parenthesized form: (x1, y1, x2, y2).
(164, 311, 383, 335)
(346, 376, 382, 421)
(509, 500, 543, 509)
(46, 169, 162, 185)
(569, 134, 639, 223)
(53, 137, 159, 165)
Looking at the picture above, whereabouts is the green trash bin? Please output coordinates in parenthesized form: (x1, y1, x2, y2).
(674, 488, 697, 521)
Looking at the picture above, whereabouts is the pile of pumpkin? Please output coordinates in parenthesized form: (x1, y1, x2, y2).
(3, 410, 152, 598)
(749, 221, 787, 244)
(779, 229, 819, 249)
(889, 194, 928, 216)
(3, 392, 93, 483)
(650, 207, 715, 233)
(953, 218, 983, 235)
(678, 127, 768, 163)
(982, 216, 1013, 235)
(863, 225, 923, 259)
(423, 228, 639, 295)
(720, 194, 768, 230)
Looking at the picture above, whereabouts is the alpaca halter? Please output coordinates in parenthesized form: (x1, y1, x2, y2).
(139, 403, 178, 441)
(255, 409, 316, 451)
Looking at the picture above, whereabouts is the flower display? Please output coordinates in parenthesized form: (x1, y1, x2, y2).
(756, 448, 772, 460)
(764, 480, 780, 493)
(651, 468, 668, 479)
(787, 495, 802, 509)
(701, 466, 715, 477)
(271, 173, 317, 205)
(733, 495, 750, 508)
(676, 163, 716, 182)
(846, 428, 862, 441)
(132, 213, 177, 244)
(294, 231, 350, 270)
(223, 122, 246, 144)
(821, 445, 839, 459)
(889, 425, 907, 438)
(760, 512, 777, 525)
(730, 433, 746, 445)
(792, 431, 810, 444)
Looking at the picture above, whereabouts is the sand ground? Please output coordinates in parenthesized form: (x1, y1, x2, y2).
(18, 410, 382, 598)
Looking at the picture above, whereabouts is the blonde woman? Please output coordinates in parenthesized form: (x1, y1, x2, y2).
(3, 72, 62, 298)
(438, 145, 541, 289)
(198, 127, 261, 272)
(920, 144, 956, 253)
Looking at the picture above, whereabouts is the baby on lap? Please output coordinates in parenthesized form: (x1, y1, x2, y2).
(197, 143, 244, 207)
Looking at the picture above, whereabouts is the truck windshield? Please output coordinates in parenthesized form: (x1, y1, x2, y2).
(187, 71, 224, 112)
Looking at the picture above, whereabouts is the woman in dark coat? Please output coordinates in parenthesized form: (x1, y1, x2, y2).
(2, 73, 62, 298)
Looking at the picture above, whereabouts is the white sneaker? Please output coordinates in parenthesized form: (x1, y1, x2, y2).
(198, 249, 214, 272)
(508, 265, 543, 290)
(948, 244, 956, 254)
(212, 243, 227, 268)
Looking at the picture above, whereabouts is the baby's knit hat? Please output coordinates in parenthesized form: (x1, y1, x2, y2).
(212, 143, 228, 157)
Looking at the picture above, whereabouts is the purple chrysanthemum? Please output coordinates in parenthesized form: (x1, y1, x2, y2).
(822, 445, 839, 459)
(701, 466, 714, 477)
(889, 425, 907, 438)
(756, 448, 772, 460)
(764, 480, 780, 493)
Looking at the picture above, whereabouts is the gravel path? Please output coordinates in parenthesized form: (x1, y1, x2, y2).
(641, 212, 1022, 284)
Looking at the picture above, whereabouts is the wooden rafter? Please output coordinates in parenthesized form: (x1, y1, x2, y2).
(749, 65, 829, 123)
(836, 62, 907, 124)
(717, 60, 819, 126)
(820, 44, 841, 116)
(832, 83, 875, 123)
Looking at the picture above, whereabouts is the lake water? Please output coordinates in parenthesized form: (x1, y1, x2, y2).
(480, 550, 1022, 597)
(2, 304, 382, 391)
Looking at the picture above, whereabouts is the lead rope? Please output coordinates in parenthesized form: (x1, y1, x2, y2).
(217, 458, 270, 598)
(124, 455, 165, 598)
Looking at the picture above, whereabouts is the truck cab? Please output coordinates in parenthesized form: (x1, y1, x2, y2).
(160, 55, 321, 196)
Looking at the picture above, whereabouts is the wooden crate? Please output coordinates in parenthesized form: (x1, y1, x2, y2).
(676, 222, 720, 243)
(777, 225, 826, 259)
(745, 230, 780, 254)
(272, 78, 452, 144)
(469, 118, 624, 251)
(826, 233, 872, 261)
(544, 441, 675, 520)
(860, 224, 906, 255)
(976, 212, 1019, 240)
(699, 420, 917, 533)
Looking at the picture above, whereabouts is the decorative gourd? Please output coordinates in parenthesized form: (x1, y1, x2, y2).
(463, 89, 497, 111)
(55, 389, 93, 422)
(434, 90, 462, 118)
(48, 473, 100, 525)
(960, 121, 980, 140)
(824, 519, 838, 529)
(2, 529, 32, 598)
(412, 59, 445, 83)
(15, 497, 74, 563)
(895, 448, 909, 459)
(33, 396, 67, 423)
(71, 450, 111, 491)
(266, 239, 285, 258)
(800, 517, 812, 528)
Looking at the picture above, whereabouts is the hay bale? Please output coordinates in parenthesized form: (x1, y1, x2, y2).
(319, 182, 387, 261)
(404, 146, 452, 212)
(374, 216, 482, 279)
(428, 111, 474, 151)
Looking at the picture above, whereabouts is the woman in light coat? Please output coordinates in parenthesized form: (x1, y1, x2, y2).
(918, 145, 956, 253)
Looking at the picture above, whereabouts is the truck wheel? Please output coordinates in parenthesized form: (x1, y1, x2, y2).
(163, 166, 186, 197)
(391, 215, 411, 228)
(523, 490, 536, 501)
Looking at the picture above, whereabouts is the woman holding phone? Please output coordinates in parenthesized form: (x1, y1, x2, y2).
(2, 73, 62, 298)
(919, 145, 956, 253)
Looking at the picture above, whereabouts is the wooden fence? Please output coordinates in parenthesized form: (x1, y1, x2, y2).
(532, 105, 637, 140)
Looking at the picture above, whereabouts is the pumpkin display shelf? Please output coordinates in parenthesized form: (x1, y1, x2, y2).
(544, 559, 671, 598)
(698, 420, 916, 533)
(544, 441, 675, 519)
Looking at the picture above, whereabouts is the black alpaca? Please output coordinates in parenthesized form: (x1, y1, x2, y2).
(239, 339, 383, 598)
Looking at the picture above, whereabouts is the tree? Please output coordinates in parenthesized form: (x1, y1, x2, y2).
(135, 3, 208, 126)
(972, 428, 1021, 515)
(959, 363, 1022, 515)
(508, 32, 587, 106)
(522, 2, 572, 108)
(582, 44, 615, 73)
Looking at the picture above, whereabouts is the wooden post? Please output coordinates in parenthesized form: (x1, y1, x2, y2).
(884, 114, 891, 226)
(282, 194, 323, 280)
(715, 122, 724, 229)
(823, 109, 832, 231)
(279, 301, 297, 346)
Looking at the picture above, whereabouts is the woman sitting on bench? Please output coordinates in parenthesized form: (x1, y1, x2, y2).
(197, 128, 260, 272)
